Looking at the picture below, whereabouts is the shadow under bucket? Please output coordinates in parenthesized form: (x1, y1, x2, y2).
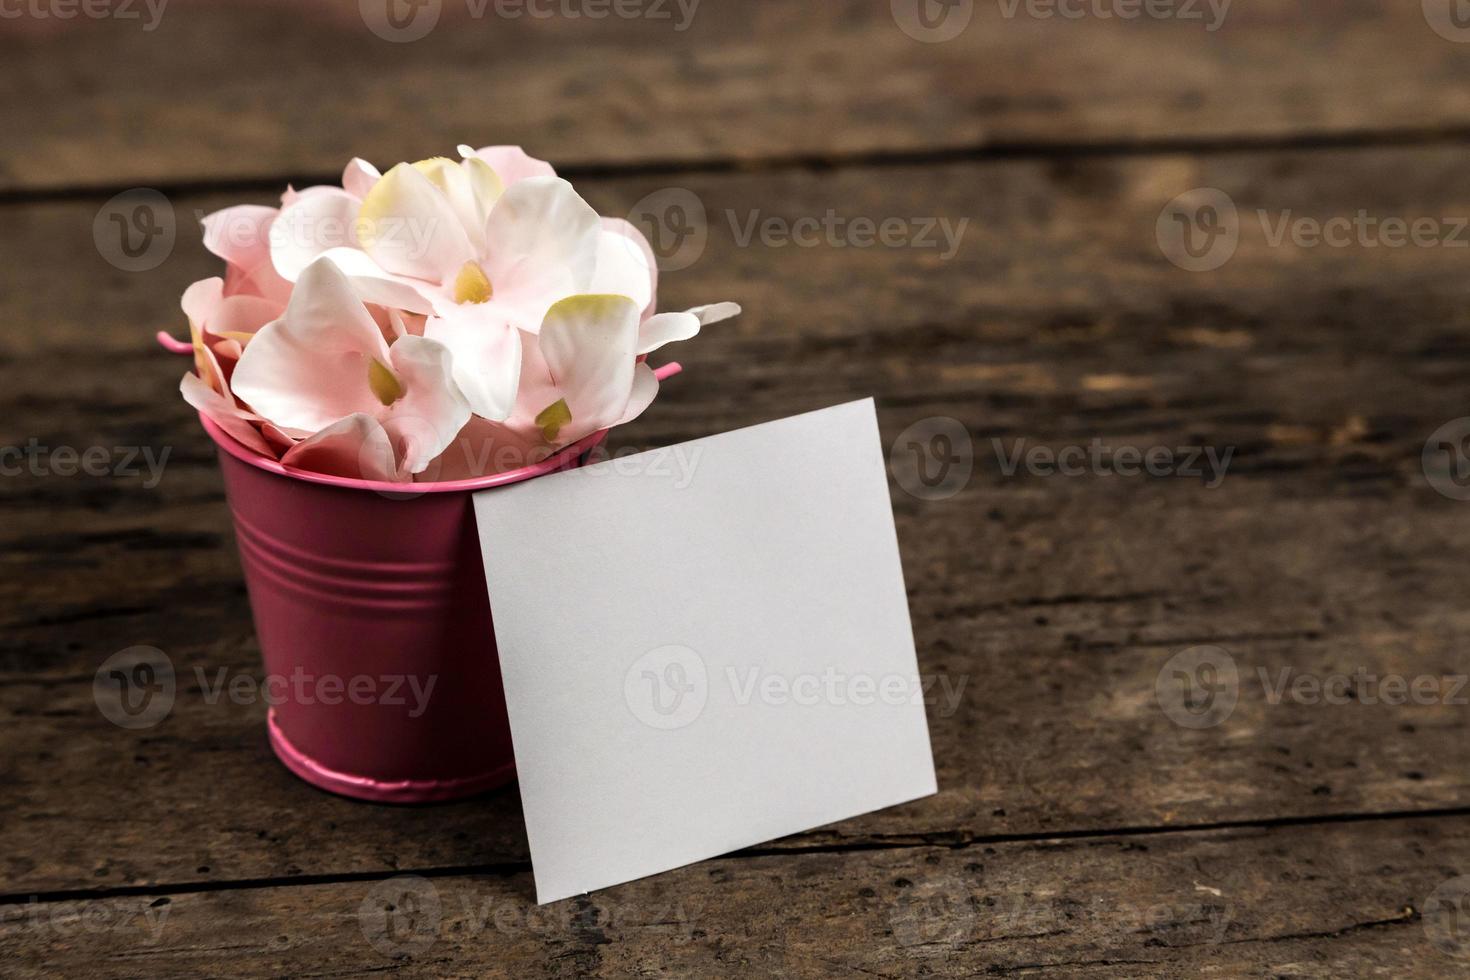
(198, 412, 612, 804)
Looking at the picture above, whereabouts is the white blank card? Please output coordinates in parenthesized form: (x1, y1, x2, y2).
(473, 399, 937, 903)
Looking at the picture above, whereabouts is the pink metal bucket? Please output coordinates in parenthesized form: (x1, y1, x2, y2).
(172, 334, 680, 803)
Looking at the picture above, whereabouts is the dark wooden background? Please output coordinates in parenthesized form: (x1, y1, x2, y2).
(5, 1, 1470, 975)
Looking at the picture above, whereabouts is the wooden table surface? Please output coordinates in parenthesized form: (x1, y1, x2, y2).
(6, 2, 1470, 976)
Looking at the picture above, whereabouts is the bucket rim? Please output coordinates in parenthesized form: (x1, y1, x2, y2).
(198, 412, 607, 495)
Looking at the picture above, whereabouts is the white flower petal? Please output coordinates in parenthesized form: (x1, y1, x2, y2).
(635, 312, 701, 355)
(686, 301, 742, 326)
(269, 188, 363, 282)
(537, 294, 640, 441)
(413, 156, 503, 255)
(423, 306, 523, 422)
(591, 225, 655, 315)
(616, 361, 661, 426)
(341, 157, 381, 199)
(481, 177, 601, 331)
(381, 335, 473, 474)
(314, 247, 437, 314)
(356, 162, 476, 282)
(462, 157, 505, 227)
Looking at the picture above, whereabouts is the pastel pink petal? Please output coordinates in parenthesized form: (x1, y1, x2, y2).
(537, 294, 640, 442)
(280, 258, 389, 353)
(497, 327, 557, 432)
(341, 157, 381, 200)
(230, 259, 390, 432)
(260, 422, 300, 455)
(232, 317, 370, 431)
(357, 162, 476, 282)
(192, 332, 240, 400)
(423, 305, 523, 422)
(270, 188, 363, 282)
(481, 177, 601, 331)
(283, 181, 362, 210)
(281, 413, 404, 483)
(181, 372, 273, 457)
(374, 307, 407, 341)
(380, 335, 473, 475)
(597, 218, 658, 320)
(422, 415, 554, 482)
(181, 277, 226, 384)
(210, 294, 283, 338)
(231, 256, 295, 306)
(181, 277, 224, 328)
(202, 205, 277, 274)
(461, 144, 556, 185)
(211, 338, 244, 375)
(636, 312, 701, 355)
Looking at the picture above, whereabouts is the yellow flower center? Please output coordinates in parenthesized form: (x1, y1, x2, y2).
(368, 357, 404, 407)
(535, 399, 573, 442)
(453, 261, 494, 304)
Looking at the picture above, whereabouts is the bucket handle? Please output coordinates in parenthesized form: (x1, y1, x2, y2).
(156, 330, 683, 381)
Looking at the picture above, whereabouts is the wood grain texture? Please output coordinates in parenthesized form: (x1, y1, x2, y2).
(12, 0, 1470, 968)
(8, 0, 1470, 192)
(3, 817, 1467, 978)
(5, 145, 1470, 909)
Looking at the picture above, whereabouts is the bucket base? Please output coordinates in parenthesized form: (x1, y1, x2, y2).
(267, 710, 516, 804)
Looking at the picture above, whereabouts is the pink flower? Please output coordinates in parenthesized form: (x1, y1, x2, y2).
(266, 148, 661, 421)
(230, 258, 470, 481)
(175, 145, 742, 483)
(201, 204, 294, 309)
(174, 258, 296, 458)
(447, 296, 741, 463)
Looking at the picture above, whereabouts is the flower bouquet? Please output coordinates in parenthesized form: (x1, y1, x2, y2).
(168, 145, 739, 801)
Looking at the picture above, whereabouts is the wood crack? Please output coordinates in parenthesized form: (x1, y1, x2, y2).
(17, 124, 1470, 207)
(6, 807, 1470, 910)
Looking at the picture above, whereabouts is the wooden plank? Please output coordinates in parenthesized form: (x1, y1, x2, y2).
(11, 472, 1470, 894)
(6, 145, 1470, 893)
(3, 817, 1466, 977)
(8, 0, 1470, 192)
